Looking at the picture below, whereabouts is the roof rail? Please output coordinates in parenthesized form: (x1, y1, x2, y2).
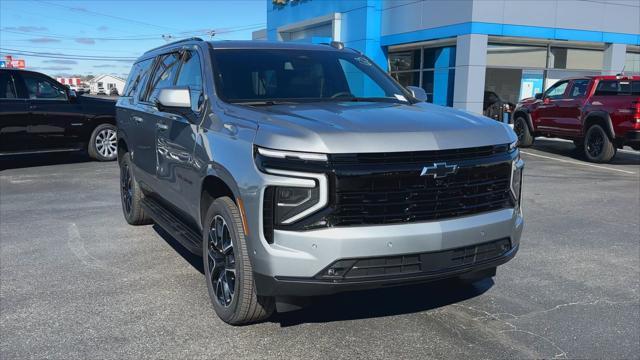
(144, 37, 203, 54)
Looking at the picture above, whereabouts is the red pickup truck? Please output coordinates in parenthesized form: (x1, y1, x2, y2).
(513, 75, 640, 162)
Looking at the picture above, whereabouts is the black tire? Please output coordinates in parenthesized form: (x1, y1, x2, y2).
(584, 124, 616, 163)
(119, 153, 152, 225)
(88, 123, 117, 161)
(203, 197, 274, 325)
(514, 116, 534, 147)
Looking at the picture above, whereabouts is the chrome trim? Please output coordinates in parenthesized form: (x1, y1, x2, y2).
(263, 168, 328, 225)
(257, 147, 328, 162)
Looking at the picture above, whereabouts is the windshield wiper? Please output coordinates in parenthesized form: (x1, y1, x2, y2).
(232, 100, 298, 106)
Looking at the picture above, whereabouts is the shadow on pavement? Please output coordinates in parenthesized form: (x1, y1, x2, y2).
(153, 222, 494, 325)
(153, 224, 204, 274)
(273, 277, 493, 326)
(0, 152, 93, 171)
(528, 138, 640, 166)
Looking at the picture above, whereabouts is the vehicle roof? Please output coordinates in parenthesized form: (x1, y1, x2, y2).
(139, 38, 355, 60)
(560, 75, 640, 81)
(208, 40, 349, 51)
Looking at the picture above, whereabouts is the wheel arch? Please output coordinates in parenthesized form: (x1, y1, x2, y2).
(513, 109, 534, 133)
(199, 169, 242, 230)
(583, 111, 614, 139)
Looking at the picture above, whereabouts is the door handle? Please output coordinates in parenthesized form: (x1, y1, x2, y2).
(28, 105, 40, 110)
(223, 123, 238, 135)
(131, 116, 144, 124)
(156, 123, 169, 131)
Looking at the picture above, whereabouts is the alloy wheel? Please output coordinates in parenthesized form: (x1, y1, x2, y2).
(120, 162, 133, 215)
(514, 118, 525, 143)
(586, 129, 604, 158)
(96, 128, 117, 158)
(207, 215, 236, 307)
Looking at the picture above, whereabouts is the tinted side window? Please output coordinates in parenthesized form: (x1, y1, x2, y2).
(594, 80, 640, 96)
(570, 79, 590, 97)
(22, 73, 67, 100)
(545, 81, 569, 99)
(0, 72, 18, 99)
(175, 51, 203, 112)
(145, 52, 181, 101)
(124, 58, 153, 97)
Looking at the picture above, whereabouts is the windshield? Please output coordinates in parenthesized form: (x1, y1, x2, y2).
(211, 49, 411, 104)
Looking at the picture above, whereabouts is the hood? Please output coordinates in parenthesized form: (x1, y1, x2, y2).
(245, 101, 516, 154)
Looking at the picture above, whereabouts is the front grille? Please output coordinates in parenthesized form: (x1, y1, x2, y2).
(330, 144, 509, 165)
(316, 238, 511, 281)
(328, 161, 513, 226)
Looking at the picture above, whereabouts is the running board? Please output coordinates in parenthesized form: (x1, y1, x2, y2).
(141, 197, 202, 254)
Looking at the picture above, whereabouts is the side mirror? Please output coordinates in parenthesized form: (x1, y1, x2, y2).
(534, 93, 543, 100)
(156, 87, 191, 111)
(406, 86, 428, 102)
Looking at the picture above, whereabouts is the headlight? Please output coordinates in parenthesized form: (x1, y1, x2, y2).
(511, 157, 524, 208)
(262, 168, 328, 225)
(256, 146, 328, 162)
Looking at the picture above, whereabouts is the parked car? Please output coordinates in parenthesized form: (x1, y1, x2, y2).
(483, 90, 514, 123)
(513, 75, 640, 162)
(117, 39, 524, 325)
(0, 68, 118, 161)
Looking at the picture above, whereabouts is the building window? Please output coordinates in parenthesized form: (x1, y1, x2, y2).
(389, 45, 456, 106)
(626, 50, 640, 75)
(484, 43, 603, 118)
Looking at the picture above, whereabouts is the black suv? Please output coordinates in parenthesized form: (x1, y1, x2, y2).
(0, 69, 118, 161)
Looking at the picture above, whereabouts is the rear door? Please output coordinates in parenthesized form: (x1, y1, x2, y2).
(117, 58, 155, 187)
(134, 52, 182, 193)
(155, 49, 205, 221)
(552, 79, 591, 136)
(534, 80, 570, 132)
(18, 71, 86, 150)
(0, 71, 30, 153)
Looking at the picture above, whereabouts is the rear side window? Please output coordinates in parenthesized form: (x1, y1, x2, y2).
(145, 52, 181, 101)
(594, 80, 640, 96)
(21, 73, 67, 100)
(569, 79, 590, 97)
(124, 58, 153, 97)
(0, 72, 18, 99)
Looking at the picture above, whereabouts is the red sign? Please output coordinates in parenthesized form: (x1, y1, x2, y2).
(4, 56, 25, 69)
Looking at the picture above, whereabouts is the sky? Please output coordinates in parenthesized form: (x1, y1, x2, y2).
(0, 0, 266, 78)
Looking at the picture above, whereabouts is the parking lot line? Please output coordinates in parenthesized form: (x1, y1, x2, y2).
(520, 151, 637, 175)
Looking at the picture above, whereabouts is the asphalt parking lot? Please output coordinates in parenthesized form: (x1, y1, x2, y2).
(1, 139, 639, 359)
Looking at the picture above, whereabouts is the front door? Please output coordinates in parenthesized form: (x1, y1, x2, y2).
(534, 80, 570, 133)
(17, 72, 85, 150)
(155, 50, 204, 222)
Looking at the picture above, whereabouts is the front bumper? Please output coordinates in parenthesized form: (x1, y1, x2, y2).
(255, 240, 519, 297)
(252, 207, 524, 297)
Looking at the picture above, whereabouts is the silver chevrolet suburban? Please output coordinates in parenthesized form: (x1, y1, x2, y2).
(116, 38, 524, 325)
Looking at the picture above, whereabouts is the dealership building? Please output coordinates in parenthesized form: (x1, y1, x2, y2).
(254, 0, 640, 113)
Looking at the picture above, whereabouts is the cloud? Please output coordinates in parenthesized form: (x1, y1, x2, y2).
(97, 25, 109, 32)
(40, 66, 73, 71)
(93, 64, 114, 68)
(43, 59, 78, 65)
(28, 38, 60, 43)
(71, 6, 88, 12)
(3, 26, 48, 32)
(75, 38, 95, 45)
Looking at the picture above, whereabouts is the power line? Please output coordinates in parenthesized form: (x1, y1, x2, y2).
(32, 0, 180, 32)
(0, 48, 137, 61)
(0, 23, 266, 41)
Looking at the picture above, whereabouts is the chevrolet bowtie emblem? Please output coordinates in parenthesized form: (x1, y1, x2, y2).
(420, 162, 458, 178)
